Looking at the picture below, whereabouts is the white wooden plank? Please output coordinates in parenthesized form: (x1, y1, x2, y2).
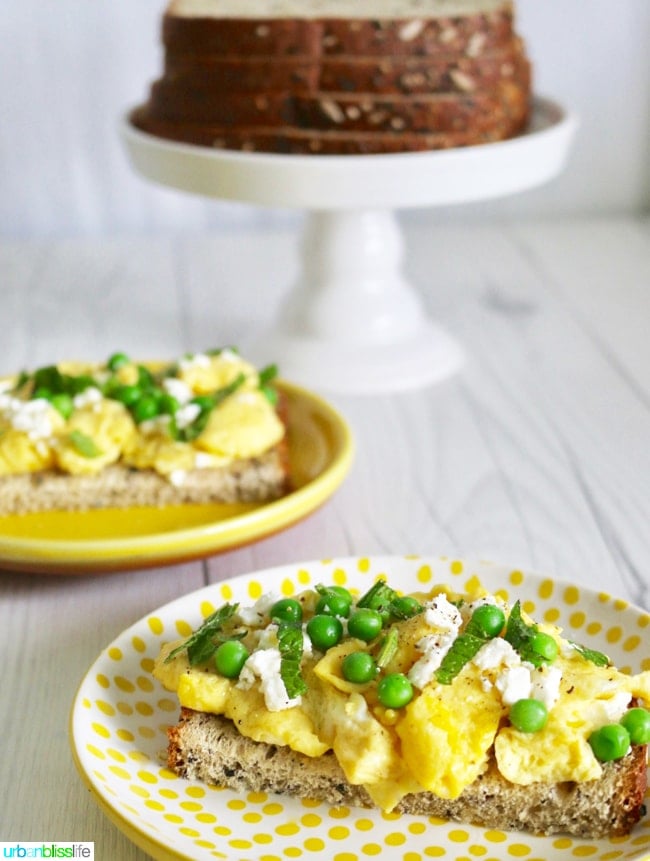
(402, 219, 650, 604)
(0, 236, 188, 371)
(511, 216, 650, 395)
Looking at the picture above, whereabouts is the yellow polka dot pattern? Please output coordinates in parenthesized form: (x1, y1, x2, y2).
(71, 556, 650, 861)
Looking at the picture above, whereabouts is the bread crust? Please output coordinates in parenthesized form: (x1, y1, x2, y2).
(168, 708, 648, 839)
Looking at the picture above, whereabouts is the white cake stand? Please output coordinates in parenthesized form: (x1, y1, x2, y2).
(121, 97, 577, 394)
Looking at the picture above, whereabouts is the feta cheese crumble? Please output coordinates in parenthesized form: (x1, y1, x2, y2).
(174, 402, 201, 429)
(73, 386, 104, 409)
(162, 376, 193, 404)
(408, 594, 463, 689)
(0, 395, 57, 440)
(237, 592, 280, 627)
(237, 647, 302, 712)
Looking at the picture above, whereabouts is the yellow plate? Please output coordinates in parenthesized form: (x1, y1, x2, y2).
(0, 381, 353, 574)
(70, 556, 650, 861)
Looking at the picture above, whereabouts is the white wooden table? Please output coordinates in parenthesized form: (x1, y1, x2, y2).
(1, 213, 649, 858)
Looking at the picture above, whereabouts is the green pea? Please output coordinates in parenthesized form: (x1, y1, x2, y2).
(33, 387, 52, 401)
(49, 392, 74, 419)
(112, 384, 142, 407)
(347, 608, 384, 643)
(588, 724, 631, 762)
(389, 595, 423, 620)
(270, 598, 303, 625)
(377, 673, 414, 709)
(107, 352, 130, 371)
(306, 614, 343, 651)
(341, 651, 377, 684)
(470, 604, 506, 638)
(509, 698, 548, 733)
(530, 631, 559, 663)
(158, 392, 180, 415)
(620, 708, 650, 745)
(214, 640, 249, 678)
(329, 585, 353, 603)
(316, 587, 352, 618)
(132, 395, 160, 423)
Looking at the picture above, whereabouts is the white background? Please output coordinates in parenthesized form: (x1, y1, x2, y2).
(1, 0, 649, 238)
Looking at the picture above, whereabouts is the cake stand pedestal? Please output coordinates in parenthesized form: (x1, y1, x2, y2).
(122, 97, 577, 394)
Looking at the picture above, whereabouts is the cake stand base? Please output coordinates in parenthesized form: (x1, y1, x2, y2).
(245, 208, 463, 393)
(249, 323, 462, 395)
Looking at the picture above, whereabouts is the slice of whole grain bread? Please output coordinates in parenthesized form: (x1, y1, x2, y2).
(0, 446, 289, 515)
(167, 707, 648, 839)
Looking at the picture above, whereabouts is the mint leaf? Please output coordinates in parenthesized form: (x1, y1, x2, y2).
(259, 363, 278, 387)
(503, 600, 546, 668)
(435, 604, 505, 685)
(68, 430, 102, 458)
(571, 641, 610, 667)
(277, 623, 307, 699)
(357, 579, 399, 615)
(376, 629, 399, 669)
(435, 631, 486, 685)
(164, 603, 239, 665)
(174, 373, 246, 442)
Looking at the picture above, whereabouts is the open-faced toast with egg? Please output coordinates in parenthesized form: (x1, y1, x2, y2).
(154, 577, 650, 839)
(0, 348, 289, 514)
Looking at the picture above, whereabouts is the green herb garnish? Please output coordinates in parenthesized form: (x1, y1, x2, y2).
(11, 370, 31, 395)
(570, 641, 610, 667)
(258, 363, 279, 406)
(357, 579, 399, 617)
(435, 631, 486, 685)
(277, 623, 308, 699)
(68, 430, 102, 458)
(435, 604, 506, 685)
(503, 600, 545, 668)
(164, 603, 240, 665)
(259, 364, 278, 387)
(376, 629, 399, 669)
(172, 373, 246, 442)
(31, 365, 96, 397)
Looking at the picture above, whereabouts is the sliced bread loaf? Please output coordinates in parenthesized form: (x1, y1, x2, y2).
(132, 0, 531, 154)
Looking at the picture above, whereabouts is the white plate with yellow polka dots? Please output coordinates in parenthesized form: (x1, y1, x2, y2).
(70, 555, 650, 861)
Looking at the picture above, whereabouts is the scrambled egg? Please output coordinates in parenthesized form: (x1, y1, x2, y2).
(0, 350, 283, 479)
(154, 582, 650, 812)
(56, 398, 136, 475)
(397, 663, 504, 799)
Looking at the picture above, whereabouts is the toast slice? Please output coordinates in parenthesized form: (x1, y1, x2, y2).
(155, 578, 650, 840)
(168, 707, 648, 839)
(0, 446, 289, 515)
(0, 350, 290, 514)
